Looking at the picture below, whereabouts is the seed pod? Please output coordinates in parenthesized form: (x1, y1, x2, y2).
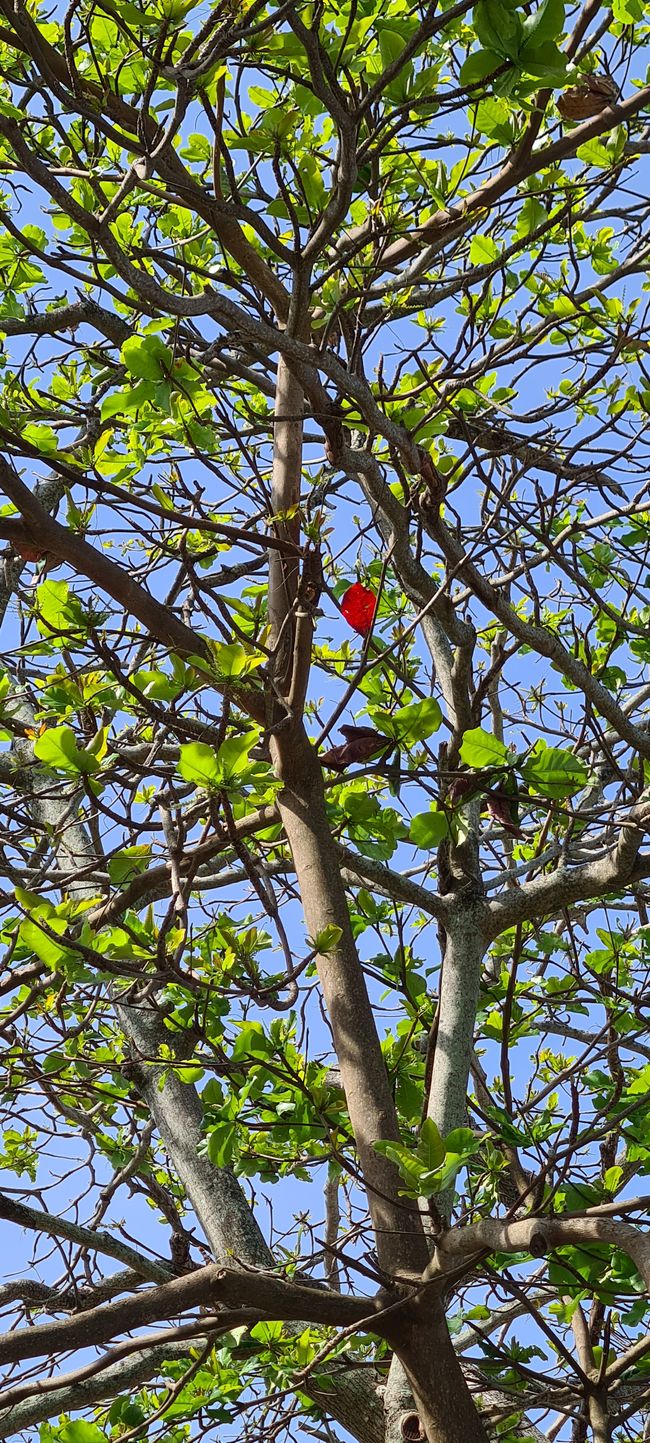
(339, 725, 385, 743)
(558, 74, 619, 121)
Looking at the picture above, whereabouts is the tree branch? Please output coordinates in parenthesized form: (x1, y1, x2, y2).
(428, 1215, 650, 1293)
(487, 798, 650, 938)
(0, 1263, 376, 1365)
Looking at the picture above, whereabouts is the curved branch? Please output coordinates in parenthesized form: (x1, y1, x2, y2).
(0, 455, 265, 721)
(0, 1263, 375, 1365)
(0, 1192, 170, 1284)
(0, 1337, 210, 1435)
(428, 1214, 650, 1293)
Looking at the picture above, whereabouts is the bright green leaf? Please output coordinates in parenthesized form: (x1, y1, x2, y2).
(120, 334, 172, 381)
(178, 742, 221, 788)
(34, 725, 99, 776)
(310, 924, 343, 953)
(409, 810, 449, 849)
(418, 1117, 445, 1170)
(521, 0, 565, 49)
(521, 741, 589, 799)
(375, 698, 442, 744)
(459, 728, 509, 770)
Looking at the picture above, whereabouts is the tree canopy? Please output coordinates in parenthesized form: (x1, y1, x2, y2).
(1, 1, 650, 1441)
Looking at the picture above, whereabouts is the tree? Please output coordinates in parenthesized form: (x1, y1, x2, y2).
(0, 0, 650, 1439)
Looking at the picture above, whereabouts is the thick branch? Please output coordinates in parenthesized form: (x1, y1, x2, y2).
(426, 899, 488, 1140)
(273, 728, 429, 1279)
(116, 996, 272, 1268)
(487, 800, 650, 938)
(378, 85, 650, 273)
(0, 1263, 375, 1365)
(0, 1339, 206, 1435)
(0, 1193, 170, 1283)
(428, 1214, 650, 1292)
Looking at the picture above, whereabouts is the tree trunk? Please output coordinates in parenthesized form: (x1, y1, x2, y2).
(387, 1300, 490, 1443)
(273, 725, 429, 1281)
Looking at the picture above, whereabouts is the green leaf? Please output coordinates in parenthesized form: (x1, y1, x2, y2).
(107, 845, 151, 886)
(521, 0, 565, 49)
(178, 741, 221, 788)
(521, 741, 589, 799)
(207, 1122, 237, 1167)
(60, 1421, 106, 1443)
(474, 97, 512, 139)
(515, 196, 549, 238)
(34, 725, 99, 776)
(418, 1117, 445, 1170)
(444, 1127, 479, 1156)
(469, 234, 499, 265)
(309, 924, 343, 953)
(15, 886, 54, 917)
(519, 40, 568, 79)
(178, 732, 259, 791)
(215, 731, 257, 783)
(374, 1139, 427, 1193)
(459, 728, 509, 770)
(409, 810, 449, 849)
(132, 667, 184, 702)
(460, 49, 502, 85)
(420, 1155, 466, 1196)
(120, 334, 172, 381)
(576, 138, 614, 169)
(176, 1064, 205, 1084)
(209, 642, 264, 678)
(19, 916, 72, 969)
(36, 580, 88, 643)
(474, 0, 523, 61)
(378, 28, 406, 67)
(231, 1022, 274, 1061)
(484, 1104, 532, 1147)
(374, 698, 442, 744)
(612, 0, 644, 18)
(85, 724, 109, 763)
(100, 386, 143, 421)
(22, 423, 59, 455)
(603, 1164, 623, 1193)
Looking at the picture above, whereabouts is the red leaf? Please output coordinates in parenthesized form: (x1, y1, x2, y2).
(13, 541, 46, 563)
(485, 791, 523, 838)
(341, 583, 376, 636)
(446, 774, 475, 807)
(321, 726, 390, 771)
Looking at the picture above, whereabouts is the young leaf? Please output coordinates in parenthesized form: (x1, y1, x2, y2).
(474, 0, 523, 61)
(309, 924, 343, 953)
(373, 698, 442, 744)
(521, 0, 565, 49)
(34, 726, 99, 776)
(178, 741, 221, 788)
(120, 334, 172, 381)
(36, 580, 88, 643)
(215, 731, 258, 783)
(418, 1117, 445, 1170)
